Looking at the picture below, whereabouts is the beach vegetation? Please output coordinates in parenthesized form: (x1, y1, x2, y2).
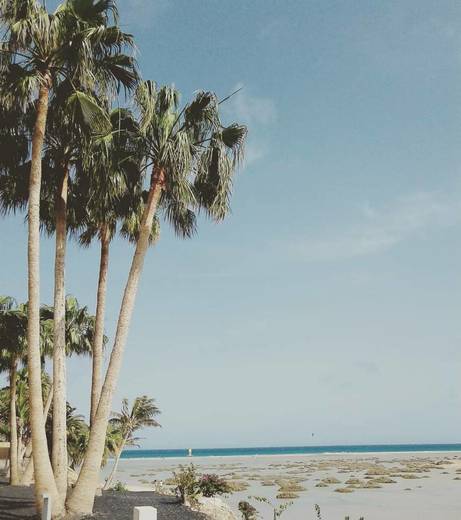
(276, 479, 306, 493)
(198, 473, 231, 497)
(251, 496, 293, 520)
(321, 477, 340, 484)
(172, 464, 200, 505)
(226, 480, 250, 492)
(238, 501, 259, 520)
(103, 395, 161, 490)
(276, 491, 299, 499)
(111, 481, 128, 492)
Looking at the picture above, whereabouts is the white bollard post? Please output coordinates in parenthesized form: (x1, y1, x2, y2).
(133, 506, 157, 520)
(42, 494, 51, 520)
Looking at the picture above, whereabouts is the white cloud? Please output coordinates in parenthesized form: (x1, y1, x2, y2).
(225, 83, 276, 126)
(222, 84, 276, 167)
(291, 190, 461, 262)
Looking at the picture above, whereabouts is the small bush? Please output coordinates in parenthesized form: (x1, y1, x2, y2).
(173, 464, 200, 504)
(112, 481, 127, 492)
(238, 501, 258, 520)
(198, 474, 230, 497)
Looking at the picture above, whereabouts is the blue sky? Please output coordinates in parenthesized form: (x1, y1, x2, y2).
(2, 0, 461, 448)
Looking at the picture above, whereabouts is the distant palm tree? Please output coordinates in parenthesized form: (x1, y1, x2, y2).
(0, 0, 137, 509)
(103, 396, 161, 490)
(0, 297, 26, 485)
(0, 364, 53, 484)
(62, 405, 88, 471)
(0, 296, 95, 485)
(68, 82, 246, 516)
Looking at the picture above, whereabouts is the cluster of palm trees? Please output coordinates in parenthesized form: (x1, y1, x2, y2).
(0, 295, 96, 485)
(0, 300, 160, 488)
(0, 0, 246, 518)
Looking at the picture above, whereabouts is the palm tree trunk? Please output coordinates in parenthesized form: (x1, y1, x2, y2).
(103, 440, 125, 491)
(21, 384, 54, 486)
(9, 359, 19, 485)
(90, 228, 110, 427)
(52, 166, 69, 500)
(67, 167, 165, 517)
(27, 78, 63, 517)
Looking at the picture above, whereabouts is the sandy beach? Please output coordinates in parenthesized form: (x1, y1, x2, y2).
(101, 452, 461, 520)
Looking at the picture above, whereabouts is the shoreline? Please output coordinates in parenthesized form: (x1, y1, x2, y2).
(119, 449, 461, 462)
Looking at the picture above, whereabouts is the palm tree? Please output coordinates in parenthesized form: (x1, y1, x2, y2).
(103, 396, 160, 490)
(67, 82, 247, 516)
(21, 297, 97, 488)
(72, 107, 155, 428)
(0, 0, 136, 508)
(0, 366, 52, 483)
(0, 297, 27, 485)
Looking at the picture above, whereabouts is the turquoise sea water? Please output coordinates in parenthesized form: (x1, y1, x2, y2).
(120, 444, 461, 460)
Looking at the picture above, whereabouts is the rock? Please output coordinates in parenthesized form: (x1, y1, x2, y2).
(192, 496, 237, 520)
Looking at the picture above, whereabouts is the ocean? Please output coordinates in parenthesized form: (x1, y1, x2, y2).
(120, 443, 461, 459)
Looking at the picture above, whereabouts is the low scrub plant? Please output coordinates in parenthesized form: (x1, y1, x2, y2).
(199, 474, 230, 497)
(172, 465, 233, 504)
(173, 464, 200, 504)
(251, 496, 293, 520)
(238, 500, 259, 520)
(111, 481, 128, 493)
(315, 504, 364, 520)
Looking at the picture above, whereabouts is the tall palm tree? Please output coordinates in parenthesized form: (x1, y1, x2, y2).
(67, 82, 247, 516)
(72, 107, 155, 427)
(0, 0, 136, 510)
(103, 396, 160, 490)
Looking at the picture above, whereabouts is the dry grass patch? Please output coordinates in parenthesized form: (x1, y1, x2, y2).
(226, 480, 250, 492)
(276, 480, 306, 493)
(371, 476, 396, 484)
(276, 491, 300, 499)
(345, 478, 363, 485)
(321, 477, 340, 485)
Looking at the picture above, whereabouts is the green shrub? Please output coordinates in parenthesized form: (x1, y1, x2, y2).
(173, 464, 200, 504)
(198, 474, 230, 497)
(112, 481, 128, 492)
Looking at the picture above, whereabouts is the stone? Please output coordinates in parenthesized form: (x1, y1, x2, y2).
(133, 506, 158, 520)
(193, 496, 237, 520)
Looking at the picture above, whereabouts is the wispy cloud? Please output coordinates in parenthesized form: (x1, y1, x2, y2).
(290, 190, 461, 262)
(226, 83, 276, 126)
(119, 0, 170, 32)
(222, 83, 276, 167)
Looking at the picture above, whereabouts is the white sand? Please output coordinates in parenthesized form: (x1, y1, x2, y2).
(101, 452, 461, 519)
